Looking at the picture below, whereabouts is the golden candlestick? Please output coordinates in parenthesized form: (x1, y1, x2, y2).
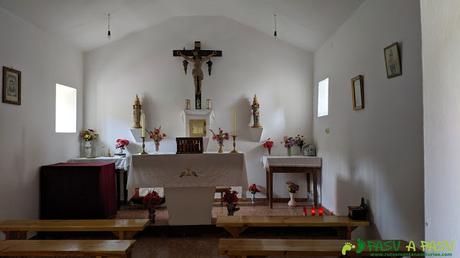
(230, 135, 238, 153)
(140, 137, 148, 155)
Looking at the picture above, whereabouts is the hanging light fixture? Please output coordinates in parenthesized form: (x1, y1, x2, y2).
(273, 14, 278, 39)
(107, 13, 112, 39)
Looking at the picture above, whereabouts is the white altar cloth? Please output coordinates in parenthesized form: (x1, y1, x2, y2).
(69, 156, 130, 171)
(262, 156, 322, 168)
(128, 153, 247, 225)
(128, 153, 247, 194)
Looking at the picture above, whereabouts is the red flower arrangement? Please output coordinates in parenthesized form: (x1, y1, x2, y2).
(262, 138, 274, 155)
(209, 128, 230, 144)
(142, 190, 162, 209)
(249, 184, 260, 194)
(149, 127, 167, 144)
(115, 139, 129, 150)
(223, 190, 239, 204)
(286, 181, 300, 193)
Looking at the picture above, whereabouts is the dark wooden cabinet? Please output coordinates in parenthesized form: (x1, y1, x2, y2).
(40, 162, 117, 219)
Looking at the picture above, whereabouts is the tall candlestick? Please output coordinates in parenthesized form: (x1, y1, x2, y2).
(233, 111, 237, 135)
(140, 112, 146, 138)
(230, 135, 238, 153)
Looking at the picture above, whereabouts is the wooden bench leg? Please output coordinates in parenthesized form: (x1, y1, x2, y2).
(221, 192, 224, 206)
(223, 227, 247, 238)
(4, 231, 27, 240)
(113, 231, 127, 240)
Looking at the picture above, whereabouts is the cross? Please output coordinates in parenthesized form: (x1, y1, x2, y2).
(173, 41, 222, 109)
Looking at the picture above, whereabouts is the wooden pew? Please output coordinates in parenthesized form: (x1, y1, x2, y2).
(219, 238, 417, 258)
(216, 216, 369, 239)
(0, 239, 135, 257)
(0, 219, 149, 240)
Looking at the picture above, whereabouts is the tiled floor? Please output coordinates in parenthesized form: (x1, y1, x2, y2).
(117, 200, 330, 225)
(118, 201, 333, 258)
(37, 202, 334, 258)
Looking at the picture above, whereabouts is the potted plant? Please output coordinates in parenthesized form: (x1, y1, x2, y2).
(295, 135, 305, 153)
(286, 181, 299, 207)
(142, 190, 162, 223)
(248, 184, 260, 204)
(223, 190, 240, 216)
(209, 128, 230, 153)
(115, 139, 129, 156)
(282, 136, 296, 156)
(80, 129, 98, 158)
(262, 138, 274, 155)
(148, 127, 167, 153)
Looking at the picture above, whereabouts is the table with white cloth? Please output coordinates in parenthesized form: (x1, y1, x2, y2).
(68, 156, 130, 207)
(263, 156, 322, 208)
(128, 153, 247, 225)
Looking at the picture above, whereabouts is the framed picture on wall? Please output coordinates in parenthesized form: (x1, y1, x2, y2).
(351, 75, 364, 111)
(384, 42, 402, 78)
(2, 66, 21, 105)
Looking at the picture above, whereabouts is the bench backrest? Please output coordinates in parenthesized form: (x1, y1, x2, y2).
(0, 219, 149, 232)
(0, 240, 135, 257)
(216, 216, 369, 227)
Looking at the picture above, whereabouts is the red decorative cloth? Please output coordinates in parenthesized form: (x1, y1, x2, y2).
(40, 162, 117, 219)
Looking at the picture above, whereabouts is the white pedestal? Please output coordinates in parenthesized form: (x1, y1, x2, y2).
(164, 187, 215, 225)
(248, 127, 264, 142)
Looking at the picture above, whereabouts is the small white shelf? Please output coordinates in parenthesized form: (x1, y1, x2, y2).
(248, 127, 263, 142)
(130, 128, 152, 143)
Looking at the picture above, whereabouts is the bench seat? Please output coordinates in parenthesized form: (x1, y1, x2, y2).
(0, 239, 135, 257)
(219, 238, 416, 257)
(216, 216, 370, 238)
(0, 219, 149, 240)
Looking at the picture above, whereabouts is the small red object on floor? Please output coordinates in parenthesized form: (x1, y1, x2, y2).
(319, 207, 324, 216)
(311, 207, 316, 216)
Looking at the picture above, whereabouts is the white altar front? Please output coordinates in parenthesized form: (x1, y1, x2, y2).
(128, 153, 247, 225)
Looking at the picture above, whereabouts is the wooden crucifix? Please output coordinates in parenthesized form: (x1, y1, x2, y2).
(173, 41, 222, 109)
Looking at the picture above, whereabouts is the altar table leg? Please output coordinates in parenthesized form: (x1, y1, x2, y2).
(116, 169, 121, 209)
(269, 169, 274, 209)
(123, 170, 128, 204)
(265, 169, 269, 207)
(313, 169, 318, 207)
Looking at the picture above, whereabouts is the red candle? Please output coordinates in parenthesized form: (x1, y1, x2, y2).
(319, 207, 324, 216)
(311, 207, 316, 216)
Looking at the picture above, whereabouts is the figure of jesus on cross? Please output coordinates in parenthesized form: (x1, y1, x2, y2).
(174, 41, 222, 109)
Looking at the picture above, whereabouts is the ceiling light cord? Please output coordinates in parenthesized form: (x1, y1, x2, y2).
(273, 14, 278, 39)
(107, 13, 111, 39)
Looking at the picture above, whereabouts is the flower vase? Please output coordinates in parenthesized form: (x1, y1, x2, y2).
(250, 193, 256, 204)
(148, 207, 156, 223)
(84, 141, 94, 158)
(288, 192, 296, 207)
(115, 148, 125, 156)
(155, 142, 160, 153)
(218, 143, 224, 153)
(287, 147, 292, 156)
(226, 203, 239, 216)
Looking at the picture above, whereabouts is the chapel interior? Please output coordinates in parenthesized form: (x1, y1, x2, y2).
(0, 0, 458, 257)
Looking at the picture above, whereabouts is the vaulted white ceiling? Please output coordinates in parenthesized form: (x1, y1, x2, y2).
(0, 0, 363, 52)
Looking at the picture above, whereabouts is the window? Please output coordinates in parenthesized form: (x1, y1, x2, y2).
(55, 84, 77, 133)
(317, 78, 329, 117)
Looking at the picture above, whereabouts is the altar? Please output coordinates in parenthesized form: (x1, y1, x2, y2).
(128, 153, 247, 225)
